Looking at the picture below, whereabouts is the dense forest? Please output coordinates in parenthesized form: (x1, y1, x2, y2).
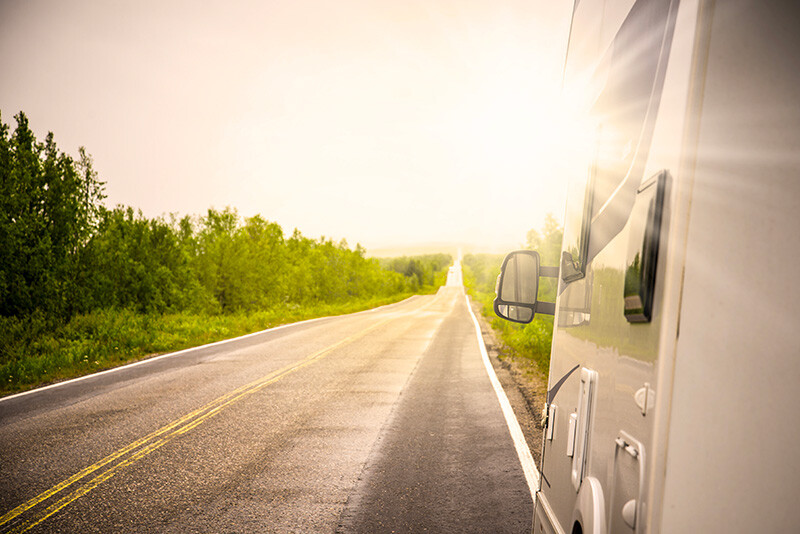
(0, 112, 451, 393)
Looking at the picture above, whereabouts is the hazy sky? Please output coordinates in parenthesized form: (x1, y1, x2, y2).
(0, 0, 573, 252)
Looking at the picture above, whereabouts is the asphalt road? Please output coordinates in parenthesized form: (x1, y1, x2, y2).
(0, 278, 533, 532)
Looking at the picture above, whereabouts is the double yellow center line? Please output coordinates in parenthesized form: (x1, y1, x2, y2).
(0, 316, 393, 533)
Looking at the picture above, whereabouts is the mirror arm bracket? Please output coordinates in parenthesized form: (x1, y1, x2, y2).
(535, 301, 556, 315)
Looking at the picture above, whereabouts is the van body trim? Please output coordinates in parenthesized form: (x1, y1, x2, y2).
(537, 491, 567, 534)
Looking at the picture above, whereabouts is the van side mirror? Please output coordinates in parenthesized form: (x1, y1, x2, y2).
(494, 250, 558, 324)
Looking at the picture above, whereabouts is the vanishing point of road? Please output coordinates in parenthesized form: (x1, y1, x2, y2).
(0, 265, 535, 533)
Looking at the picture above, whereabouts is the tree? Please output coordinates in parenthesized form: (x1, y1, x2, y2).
(526, 213, 563, 266)
(0, 112, 105, 318)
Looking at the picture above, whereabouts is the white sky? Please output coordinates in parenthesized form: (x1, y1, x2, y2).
(0, 0, 573, 252)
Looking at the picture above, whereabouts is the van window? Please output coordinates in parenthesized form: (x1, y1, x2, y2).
(590, 0, 672, 219)
(562, 0, 676, 281)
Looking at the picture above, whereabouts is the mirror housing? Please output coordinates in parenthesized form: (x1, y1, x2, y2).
(494, 250, 558, 324)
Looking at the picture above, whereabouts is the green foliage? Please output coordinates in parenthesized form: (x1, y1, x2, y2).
(379, 254, 452, 291)
(526, 213, 563, 266)
(0, 112, 105, 319)
(463, 215, 564, 375)
(526, 212, 563, 303)
(0, 112, 452, 394)
(461, 253, 504, 296)
(75, 207, 210, 314)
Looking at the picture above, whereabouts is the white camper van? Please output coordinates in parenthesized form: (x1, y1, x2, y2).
(494, 0, 800, 532)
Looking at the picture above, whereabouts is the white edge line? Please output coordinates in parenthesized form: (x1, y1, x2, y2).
(1, 296, 417, 404)
(465, 293, 539, 503)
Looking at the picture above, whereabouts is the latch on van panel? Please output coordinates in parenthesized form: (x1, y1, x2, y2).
(546, 404, 557, 441)
(634, 383, 655, 415)
(609, 431, 645, 534)
(567, 412, 577, 457)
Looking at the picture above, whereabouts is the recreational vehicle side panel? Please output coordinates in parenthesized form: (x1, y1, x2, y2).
(659, 2, 800, 531)
(521, 1, 800, 532)
(536, 0, 690, 532)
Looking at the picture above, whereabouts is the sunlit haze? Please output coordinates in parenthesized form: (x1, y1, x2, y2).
(0, 0, 573, 254)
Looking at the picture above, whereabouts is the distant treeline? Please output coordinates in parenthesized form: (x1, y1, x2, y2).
(379, 254, 452, 291)
(0, 111, 451, 323)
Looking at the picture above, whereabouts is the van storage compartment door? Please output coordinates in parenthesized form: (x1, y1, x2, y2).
(609, 431, 645, 533)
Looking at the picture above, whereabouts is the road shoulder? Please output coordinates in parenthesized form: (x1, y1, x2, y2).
(468, 297, 546, 468)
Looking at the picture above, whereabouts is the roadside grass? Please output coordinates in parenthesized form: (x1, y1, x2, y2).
(0, 290, 433, 397)
(469, 289, 553, 377)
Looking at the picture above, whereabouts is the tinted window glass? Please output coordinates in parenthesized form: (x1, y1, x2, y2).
(590, 0, 672, 217)
(562, 0, 675, 280)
